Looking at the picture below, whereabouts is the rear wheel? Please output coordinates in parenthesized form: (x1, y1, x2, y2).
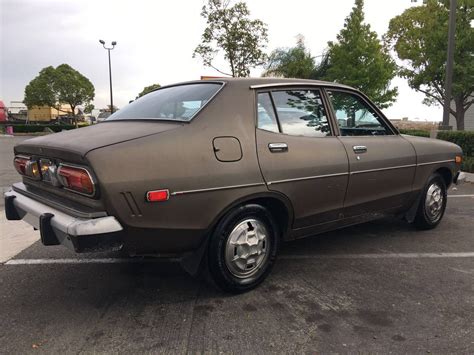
(414, 173, 447, 230)
(207, 204, 279, 293)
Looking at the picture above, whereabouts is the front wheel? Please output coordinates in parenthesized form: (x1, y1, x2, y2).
(414, 173, 447, 230)
(207, 204, 279, 293)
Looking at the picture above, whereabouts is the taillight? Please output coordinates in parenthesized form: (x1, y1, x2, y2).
(14, 156, 29, 175)
(14, 156, 41, 180)
(57, 165, 95, 196)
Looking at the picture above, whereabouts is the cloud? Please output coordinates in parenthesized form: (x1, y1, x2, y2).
(0, 0, 442, 120)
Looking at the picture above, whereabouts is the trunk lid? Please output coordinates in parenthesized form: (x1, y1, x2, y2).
(14, 121, 182, 163)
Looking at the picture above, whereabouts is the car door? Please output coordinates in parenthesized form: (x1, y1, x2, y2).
(255, 88, 349, 232)
(326, 89, 416, 217)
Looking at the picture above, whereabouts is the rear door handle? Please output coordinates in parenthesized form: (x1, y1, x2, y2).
(268, 142, 288, 153)
(353, 145, 367, 154)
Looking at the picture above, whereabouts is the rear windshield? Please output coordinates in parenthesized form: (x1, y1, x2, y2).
(107, 83, 223, 122)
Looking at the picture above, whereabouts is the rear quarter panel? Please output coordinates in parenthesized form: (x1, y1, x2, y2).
(86, 83, 266, 238)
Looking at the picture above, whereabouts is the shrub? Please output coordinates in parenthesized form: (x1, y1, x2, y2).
(398, 129, 431, 137)
(437, 131, 474, 157)
(461, 156, 474, 173)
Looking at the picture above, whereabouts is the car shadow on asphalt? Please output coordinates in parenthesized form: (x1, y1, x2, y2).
(4, 216, 424, 301)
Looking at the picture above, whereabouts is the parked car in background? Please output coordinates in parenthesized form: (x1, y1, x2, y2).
(96, 111, 111, 122)
(5, 78, 463, 293)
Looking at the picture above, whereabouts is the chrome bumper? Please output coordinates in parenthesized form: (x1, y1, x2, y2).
(4, 189, 124, 252)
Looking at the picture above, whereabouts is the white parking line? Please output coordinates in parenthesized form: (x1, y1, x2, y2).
(279, 252, 474, 259)
(448, 194, 474, 198)
(4, 258, 180, 265)
(4, 252, 474, 265)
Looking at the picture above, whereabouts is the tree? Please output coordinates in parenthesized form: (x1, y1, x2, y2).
(263, 37, 317, 79)
(24, 64, 95, 127)
(137, 83, 161, 98)
(84, 103, 95, 114)
(24, 66, 57, 109)
(54, 64, 95, 127)
(193, 0, 268, 77)
(385, 0, 473, 130)
(324, 0, 398, 108)
(106, 105, 119, 112)
(263, 36, 331, 80)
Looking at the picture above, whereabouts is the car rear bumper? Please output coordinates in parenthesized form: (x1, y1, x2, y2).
(4, 189, 124, 253)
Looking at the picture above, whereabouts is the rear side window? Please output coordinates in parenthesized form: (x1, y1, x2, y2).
(272, 90, 331, 137)
(257, 92, 279, 133)
(107, 83, 223, 121)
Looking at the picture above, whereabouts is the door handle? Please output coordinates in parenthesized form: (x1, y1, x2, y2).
(353, 145, 367, 154)
(268, 142, 288, 153)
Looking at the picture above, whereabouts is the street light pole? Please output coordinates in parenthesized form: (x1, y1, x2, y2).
(99, 40, 117, 114)
(441, 0, 457, 129)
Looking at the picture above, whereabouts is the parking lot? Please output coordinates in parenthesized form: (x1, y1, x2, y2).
(1, 136, 473, 353)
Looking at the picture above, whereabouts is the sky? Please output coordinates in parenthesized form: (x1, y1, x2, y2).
(0, 0, 443, 121)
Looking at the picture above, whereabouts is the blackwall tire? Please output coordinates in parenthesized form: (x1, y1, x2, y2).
(207, 204, 279, 293)
(414, 173, 447, 230)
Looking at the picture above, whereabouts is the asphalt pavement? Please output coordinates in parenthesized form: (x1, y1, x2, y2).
(0, 135, 473, 353)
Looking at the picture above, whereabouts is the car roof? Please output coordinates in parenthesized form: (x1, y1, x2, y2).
(160, 77, 356, 92)
(221, 77, 354, 90)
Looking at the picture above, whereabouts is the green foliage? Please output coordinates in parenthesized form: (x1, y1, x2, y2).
(385, 0, 474, 130)
(54, 64, 94, 115)
(193, 0, 268, 77)
(24, 66, 57, 109)
(23, 64, 95, 127)
(398, 129, 431, 137)
(461, 156, 474, 173)
(264, 39, 316, 79)
(263, 37, 331, 80)
(137, 83, 161, 98)
(437, 130, 474, 156)
(324, 0, 398, 108)
(84, 103, 95, 114)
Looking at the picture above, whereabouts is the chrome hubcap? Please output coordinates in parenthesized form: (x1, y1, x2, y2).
(425, 183, 444, 221)
(225, 218, 269, 278)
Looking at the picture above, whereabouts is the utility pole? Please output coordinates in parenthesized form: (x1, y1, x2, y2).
(99, 40, 117, 114)
(441, 0, 457, 129)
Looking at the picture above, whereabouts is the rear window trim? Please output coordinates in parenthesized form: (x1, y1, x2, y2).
(105, 81, 226, 123)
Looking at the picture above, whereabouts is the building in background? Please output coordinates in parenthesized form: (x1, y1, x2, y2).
(6, 101, 27, 121)
(27, 105, 78, 121)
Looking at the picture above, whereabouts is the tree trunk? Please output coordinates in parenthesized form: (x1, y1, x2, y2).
(71, 105, 78, 128)
(454, 97, 465, 131)
(455, 110, 465, 131)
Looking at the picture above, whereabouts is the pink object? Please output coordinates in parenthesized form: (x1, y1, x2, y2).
(6, 126, 13, 135)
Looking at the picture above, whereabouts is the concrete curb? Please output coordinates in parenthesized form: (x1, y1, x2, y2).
(460, 171, 474, 183)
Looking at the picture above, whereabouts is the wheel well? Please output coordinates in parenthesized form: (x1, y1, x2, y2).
(435, 167, 453, 188)
(245, 197, 291, 238)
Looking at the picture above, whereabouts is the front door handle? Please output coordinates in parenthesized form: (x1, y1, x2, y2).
(268, 142, 288, 153)
(353, 145, 367, 154)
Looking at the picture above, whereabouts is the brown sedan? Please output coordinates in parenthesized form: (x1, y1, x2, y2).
(5, 78, 463, 293)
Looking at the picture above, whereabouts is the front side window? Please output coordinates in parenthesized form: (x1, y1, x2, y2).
(327, 90, 392, 136)
(272, 90, 331, 137)
(107, 83, 222, 121)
